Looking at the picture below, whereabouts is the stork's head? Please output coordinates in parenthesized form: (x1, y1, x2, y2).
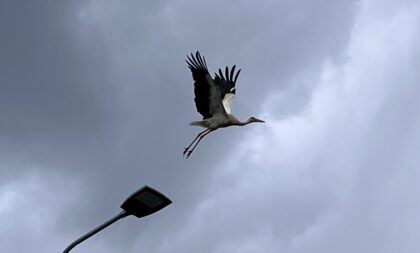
(248, 116, 265, 124)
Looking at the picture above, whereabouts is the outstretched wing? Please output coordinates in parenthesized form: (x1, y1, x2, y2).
(186, 51, 226, 119)
(214, 65, 241, 115)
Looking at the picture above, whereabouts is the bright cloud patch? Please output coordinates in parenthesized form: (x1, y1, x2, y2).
(154, 1, 420, 253)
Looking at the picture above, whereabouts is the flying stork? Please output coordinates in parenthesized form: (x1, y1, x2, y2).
(184, 51, 265, 158)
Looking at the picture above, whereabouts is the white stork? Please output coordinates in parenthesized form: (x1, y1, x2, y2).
(184, 51, 265, 158)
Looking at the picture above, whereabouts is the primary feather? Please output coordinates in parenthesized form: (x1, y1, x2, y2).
(214, 65, 240, 115)
(186, 52, 226, 119)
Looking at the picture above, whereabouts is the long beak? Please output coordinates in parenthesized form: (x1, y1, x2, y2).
(255, 119, 265, 123)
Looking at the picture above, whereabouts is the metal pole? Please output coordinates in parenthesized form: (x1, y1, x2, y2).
(63, 210, 129, 253)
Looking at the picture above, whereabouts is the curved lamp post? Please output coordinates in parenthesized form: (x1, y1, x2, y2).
(63, 185, 172, 253)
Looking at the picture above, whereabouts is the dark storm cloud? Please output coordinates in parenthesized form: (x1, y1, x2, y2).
(0, 0, 119, 175)
(0, 1, 122, 250)
(0, 0, 368, 252)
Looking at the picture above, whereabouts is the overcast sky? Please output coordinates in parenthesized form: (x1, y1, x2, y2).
(1, 0, 420, 252)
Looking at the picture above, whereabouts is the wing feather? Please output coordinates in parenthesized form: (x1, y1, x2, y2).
(214, 65, 241, 114)
(186, 51, 226, 119)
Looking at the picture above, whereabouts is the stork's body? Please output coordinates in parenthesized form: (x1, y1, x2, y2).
(184, 51, 264, 158)
(191, 114, 254, 129)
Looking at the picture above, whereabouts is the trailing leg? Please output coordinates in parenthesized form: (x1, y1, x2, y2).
(185, 129, 213, 159)
(183, 129, 211, 157)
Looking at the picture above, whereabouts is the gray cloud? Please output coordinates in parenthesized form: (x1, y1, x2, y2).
(2, 0, 419, 253)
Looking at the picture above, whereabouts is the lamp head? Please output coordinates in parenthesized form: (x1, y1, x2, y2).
(121, 186, 172, 218)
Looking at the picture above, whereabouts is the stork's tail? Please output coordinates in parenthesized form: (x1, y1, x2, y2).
(190, 120, 207, 127)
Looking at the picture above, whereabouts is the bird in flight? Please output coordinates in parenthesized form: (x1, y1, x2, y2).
(184, 51, 265, 158)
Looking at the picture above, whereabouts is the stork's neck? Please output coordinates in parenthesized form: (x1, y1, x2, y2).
(237, 120, 252, 126)
(229, 115, 252, 126)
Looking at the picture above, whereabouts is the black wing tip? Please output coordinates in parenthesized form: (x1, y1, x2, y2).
(186, 50, 208, 71)
(217, 65, 241, 84)
(234, 68, 241, 83)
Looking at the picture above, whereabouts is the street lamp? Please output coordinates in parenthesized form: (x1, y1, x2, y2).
(63, 185, 172, 253)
